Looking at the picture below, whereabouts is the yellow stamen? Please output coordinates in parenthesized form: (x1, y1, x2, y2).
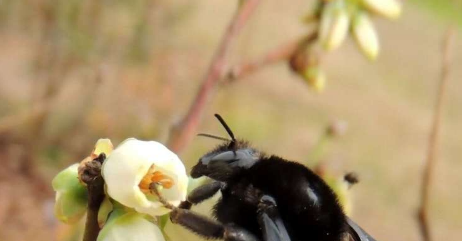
(139, 165, 175, 192)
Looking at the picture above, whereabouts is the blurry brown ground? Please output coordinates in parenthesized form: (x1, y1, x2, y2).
(0, 0, 461, 240)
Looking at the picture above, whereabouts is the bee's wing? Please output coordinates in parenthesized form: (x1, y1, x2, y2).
(259, 212, 291, 241)
(346, 217, 378, 241)
(257, 195, 291, 241)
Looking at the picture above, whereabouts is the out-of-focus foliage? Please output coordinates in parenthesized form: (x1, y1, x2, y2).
(413, 0, 462, 26)
(1, 0, 462, 241)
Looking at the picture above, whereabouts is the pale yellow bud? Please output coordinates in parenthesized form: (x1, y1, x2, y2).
(352, 12, 379, 61)
(323, 174, 353, 215)
(303, 67, 326, 92)
(361, 0, 402, 19)
(92, 138, 114, 158)
(319, 0, 350, 51)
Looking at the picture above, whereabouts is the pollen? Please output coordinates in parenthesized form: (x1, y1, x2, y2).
(139, 164, 175, 192)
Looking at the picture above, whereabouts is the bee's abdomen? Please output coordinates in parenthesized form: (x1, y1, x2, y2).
(250, 156, 348, 241)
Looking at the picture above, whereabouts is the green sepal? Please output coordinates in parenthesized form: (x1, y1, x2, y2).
(98, 197, 114, 227)
(52, 163, 88, 224)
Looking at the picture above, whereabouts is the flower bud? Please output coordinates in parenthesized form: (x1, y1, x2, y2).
(319, 0, 350, 51)
(361, 0, 401, 19)
(352, 12, 379, 60)
(102, 138, 188, 217)
(97, 212, 165, 241)
(302, 66, 326, 92)
(78, 138, 113, 184)
(92, 138, 114, 158)
(323, 174, 353, 215)
(52, 164, 88, 223)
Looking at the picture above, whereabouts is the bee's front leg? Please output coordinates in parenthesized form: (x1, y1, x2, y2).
(151, 183, 259, 241)
(179, 181, 224, 209)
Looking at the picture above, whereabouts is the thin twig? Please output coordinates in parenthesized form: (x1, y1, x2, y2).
(83, 176, 105, 241)
(417, 28, 455, 241)
(82, 155, 107, 241)
(226, 31, 318, 82)
(167, 0, 261, 153)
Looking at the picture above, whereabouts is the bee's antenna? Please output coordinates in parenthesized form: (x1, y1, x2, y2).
(197, 133, 230, 142)
(214, 114, 236, 142)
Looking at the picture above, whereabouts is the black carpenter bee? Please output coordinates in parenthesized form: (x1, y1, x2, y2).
(153, 114, 377, 241)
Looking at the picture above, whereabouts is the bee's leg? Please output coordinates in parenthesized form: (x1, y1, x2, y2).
(170, 208, 260, 241)
(179, 181, 224, 209)
(150, 183, 259, 241)
(257, 195, 291, 241)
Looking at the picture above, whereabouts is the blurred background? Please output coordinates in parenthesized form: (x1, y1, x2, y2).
(0, 0, 461, 240)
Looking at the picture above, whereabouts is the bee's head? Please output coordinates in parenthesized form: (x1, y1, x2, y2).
(191, 114, 260, 181)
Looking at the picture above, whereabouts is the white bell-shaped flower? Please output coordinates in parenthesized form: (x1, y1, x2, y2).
(102, 138, 188, 216)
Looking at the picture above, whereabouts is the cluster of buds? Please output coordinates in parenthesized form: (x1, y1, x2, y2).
(295, 0, 401, 91)
(319, 0, 402, 60)
(52, 138, 189, 241)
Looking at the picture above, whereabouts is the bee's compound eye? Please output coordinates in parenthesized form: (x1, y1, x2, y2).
(199, 155, 213, 165)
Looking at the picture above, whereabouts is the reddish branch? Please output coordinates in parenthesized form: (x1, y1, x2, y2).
(226, 31, 318, 82)
(417, 28, 455, 241)
(167, 0, 261, 153)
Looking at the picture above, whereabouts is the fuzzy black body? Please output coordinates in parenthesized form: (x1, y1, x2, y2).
(202, 142, 347, 241)
(180, 114, 377, 241)
(213, 156, 347, 241)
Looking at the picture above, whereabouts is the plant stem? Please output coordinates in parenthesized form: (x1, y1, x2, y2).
(83, 175, 105, 241)
(167, 0, 261, 153)
(226, 31, 318, 82)
(417, 28, 455, 241)
(82, 155, 107, 241)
